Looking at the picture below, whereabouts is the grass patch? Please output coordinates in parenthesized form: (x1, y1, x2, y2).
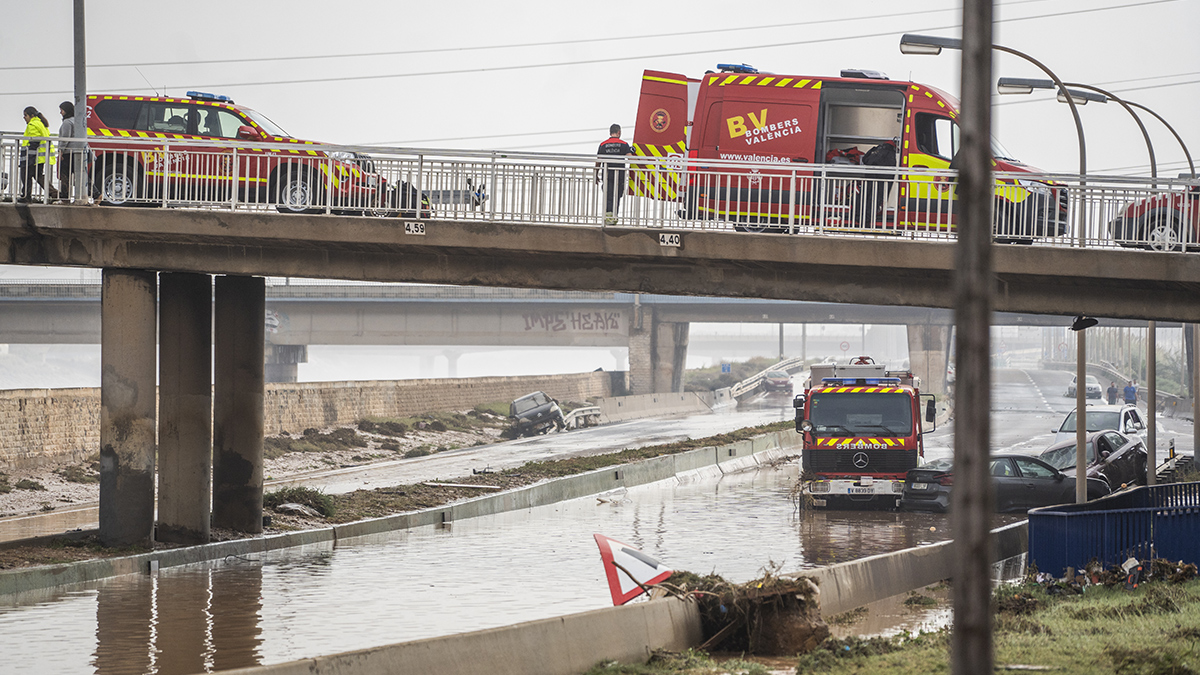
(684, 357, 780, 393)
(789, 578, 1200, 675)
(55, 463, 99, 484)
(265, 427, 369, 459)
(403, 448, 431, 459)
(15, 479, 45, 491)
(584, 649, 770, 675)
(472, 401, 510, 417)
(828, 606, 869, 626)
(0, 474, 10, 494)
(263, 486, 336, 517)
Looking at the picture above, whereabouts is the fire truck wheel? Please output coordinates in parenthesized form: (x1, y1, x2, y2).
(98, 163, 138, 206)
(1145, 216, 1182, 252)
(276, 172, 320, 214)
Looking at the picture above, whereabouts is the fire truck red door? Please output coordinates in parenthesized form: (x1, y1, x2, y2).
(630, 71, 692, 200)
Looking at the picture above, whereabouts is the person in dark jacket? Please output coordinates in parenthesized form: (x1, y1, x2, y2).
(1107, 381, 1119, 405)
(57, 101, 80, 203)
(595, 124, 632, 225)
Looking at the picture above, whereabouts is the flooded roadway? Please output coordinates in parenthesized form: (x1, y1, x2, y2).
(1, 367, 1191, 674)
(1, 458, 1001, 675)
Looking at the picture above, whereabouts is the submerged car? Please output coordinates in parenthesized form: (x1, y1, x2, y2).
(1052, 404, 1145, 446)
(900, 453, 1110, 513)
(1038, 429, 1148, 490)
(509, 391, 565, 437)
(762, 370, 792, 392)
(1065, 374, 1103, 399)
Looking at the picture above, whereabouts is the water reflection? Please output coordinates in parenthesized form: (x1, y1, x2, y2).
(1, 463, 1015, 673)
(89, 565, 263, 674)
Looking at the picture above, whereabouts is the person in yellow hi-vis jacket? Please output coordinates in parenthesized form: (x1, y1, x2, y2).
(19, 106, 57, 203)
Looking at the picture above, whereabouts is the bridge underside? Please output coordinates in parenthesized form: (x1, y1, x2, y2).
(4, 207, 1199, 322)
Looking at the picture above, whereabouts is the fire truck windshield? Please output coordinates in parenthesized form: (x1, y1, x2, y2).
(242, 108, 289, 137)
(809, 392, 912, 436)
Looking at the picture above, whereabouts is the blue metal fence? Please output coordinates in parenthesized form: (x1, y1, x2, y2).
(1028, 482, 1200, 577)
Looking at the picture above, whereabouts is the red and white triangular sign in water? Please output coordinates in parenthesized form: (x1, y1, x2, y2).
(593, 533, 673, 605)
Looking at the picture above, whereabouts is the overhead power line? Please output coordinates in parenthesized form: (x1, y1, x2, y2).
(0, 0, 1183, 96)
(0, 0, 1055, 72)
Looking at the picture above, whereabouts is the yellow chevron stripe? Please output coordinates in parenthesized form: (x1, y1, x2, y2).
(758, 77, 774, 86)
(813, 81, 822, 89)
(643, 75, 687, 85)
(720, 75, 738, 86)
(740, 76, 756, 85)
(775, 78, 793, 87)
(795, 79, 811, 88)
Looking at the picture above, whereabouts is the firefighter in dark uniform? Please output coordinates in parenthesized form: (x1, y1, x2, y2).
(595, 124, 632, 225)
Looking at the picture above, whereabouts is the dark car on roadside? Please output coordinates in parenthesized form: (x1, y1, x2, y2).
(900, 453, 1110, 513)
(762, 370, 792, 392)
(509, 391, 565, 437)
(1038, 429, 1148, 491)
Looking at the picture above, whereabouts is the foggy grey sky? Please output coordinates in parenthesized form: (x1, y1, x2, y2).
(2, 0, 1197, 177)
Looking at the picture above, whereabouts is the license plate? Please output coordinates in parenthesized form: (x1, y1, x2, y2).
(911, 482, 929, 490)
(848, 487, 873, 494)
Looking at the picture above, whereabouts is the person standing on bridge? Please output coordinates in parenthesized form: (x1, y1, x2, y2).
(1124, 380, 1139, 406)
(595, 124, 632, 226)
(1107, 381, 1119, 405)
(18, 106, 56, 203)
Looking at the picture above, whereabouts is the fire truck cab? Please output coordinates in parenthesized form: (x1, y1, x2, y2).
(632, 64, 1068, 239)
(793, 358, 937, 508)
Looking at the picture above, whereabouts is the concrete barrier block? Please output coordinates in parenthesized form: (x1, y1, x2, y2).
(671, 446, 719, 475)
(210, 597, 702, 675)
(620, 455, 677, 487)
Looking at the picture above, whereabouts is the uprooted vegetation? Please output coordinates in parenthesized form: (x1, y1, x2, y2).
(262, 485, 336, 518)
(659, 567, 829, 655)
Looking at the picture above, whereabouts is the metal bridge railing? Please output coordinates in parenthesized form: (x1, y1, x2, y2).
(3, 134, 1197, 254)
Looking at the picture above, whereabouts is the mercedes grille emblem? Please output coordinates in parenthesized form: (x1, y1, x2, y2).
(852, 452, 870, 469)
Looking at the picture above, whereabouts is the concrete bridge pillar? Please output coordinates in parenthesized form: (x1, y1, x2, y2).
(628, 306, 690, 394)
(99, 269, 158, 547)
(265, 344, 307, 383)
(444, 349, 462, 378)
(157, 272, 213, 546)
(907, 323, 951, 396)
(213, 275, 265, 534)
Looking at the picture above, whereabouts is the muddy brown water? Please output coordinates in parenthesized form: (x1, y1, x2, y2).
(0, 463, 1021, 675)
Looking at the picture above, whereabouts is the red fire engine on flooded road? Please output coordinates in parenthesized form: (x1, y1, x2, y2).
(793, 357, 937, 509)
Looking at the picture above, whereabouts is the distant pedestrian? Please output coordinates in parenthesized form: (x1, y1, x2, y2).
(18, 106, 57, 203)
(1107, 381, 1118, 405)
(1123, 380, 1138, 405)
(595, 124, 632, 225)
(56, 101, 83, 204)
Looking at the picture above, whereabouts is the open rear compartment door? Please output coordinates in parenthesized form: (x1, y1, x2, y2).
(630, 70, 696, 202)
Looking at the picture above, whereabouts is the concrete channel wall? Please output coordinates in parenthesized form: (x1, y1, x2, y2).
(0, 371, 614, 470)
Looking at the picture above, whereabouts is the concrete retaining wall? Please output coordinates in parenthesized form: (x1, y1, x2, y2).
(214, 596, 702, 675)
(598, 391, 711, 423)
(0, 372, 613, 470)
(800, 520, 1029, 615)
(0, 430, 800, 597)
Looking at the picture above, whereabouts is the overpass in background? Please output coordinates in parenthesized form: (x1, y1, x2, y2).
(0, 281, 1177, 382)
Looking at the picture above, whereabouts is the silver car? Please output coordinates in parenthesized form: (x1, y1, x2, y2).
(1053, 404, 1145, 446)
(1065, 374, 1103, 399)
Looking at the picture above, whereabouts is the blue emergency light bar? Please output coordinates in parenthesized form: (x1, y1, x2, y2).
(821, 377, 902, 386)
(717, 63, 758, 74)
(187, 91, 234, 103)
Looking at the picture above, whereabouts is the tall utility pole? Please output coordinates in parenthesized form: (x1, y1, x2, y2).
(952, 1, 995, 672)
(73, 0, 87, 199)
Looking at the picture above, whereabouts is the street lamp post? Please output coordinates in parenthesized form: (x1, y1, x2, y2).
(901, 33, 1094, 504)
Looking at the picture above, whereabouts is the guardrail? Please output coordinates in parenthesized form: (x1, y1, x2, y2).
(729, 356, 808, 399)
(562, 406, 601, 430)
(1028, 481, 1200, 577)
(4, 134, 1198, 253)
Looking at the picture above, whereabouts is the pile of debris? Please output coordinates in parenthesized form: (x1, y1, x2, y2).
(660, 569, 829, 655)
(1026, 557, 1198, 595)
